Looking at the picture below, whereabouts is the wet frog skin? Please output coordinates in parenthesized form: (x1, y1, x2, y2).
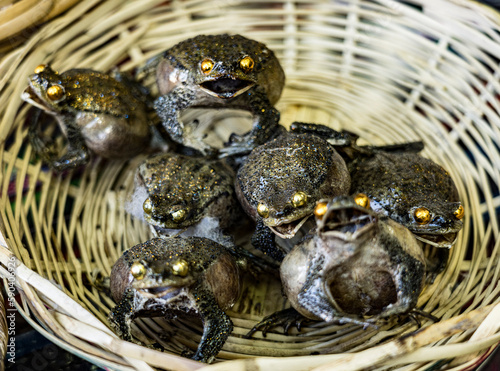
(22, 64, 152, 171)
(247, 196, 426, 335)
(152, 34, 285, 156)
(235, 132, 350, 261)
(137, 152, 240, 230)
(109, 236, 240, 363)
(350, 152, 464, 248)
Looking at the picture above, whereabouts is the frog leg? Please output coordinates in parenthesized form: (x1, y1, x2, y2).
(154, 87, 207, 151)
(51, 116, 90, 171)
(190, 286, 233, 363)
(27, 108, 59, 164)
(244, 307, 309, 338)
(108, 288, 136, 342)
(290, 122, 355, 145)
(251, 220, 284, 262)
(221, 88, 282, 156)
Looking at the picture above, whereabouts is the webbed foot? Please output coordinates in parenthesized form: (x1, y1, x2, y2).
(51, 147, 89, 171)
(245, 308, 309, 338)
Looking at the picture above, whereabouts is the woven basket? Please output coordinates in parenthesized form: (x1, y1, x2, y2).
(1, 0, 500, 370)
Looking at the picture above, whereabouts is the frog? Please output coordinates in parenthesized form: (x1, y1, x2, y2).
(349, 151, 464, 248)
(21, 64, 152, 171)
(151, 34, 285, 156)
(246, 195, 427, 337)
(135, 152, 241, 233)
(235, 132, 351, 261)
(109, 236, 240, 363)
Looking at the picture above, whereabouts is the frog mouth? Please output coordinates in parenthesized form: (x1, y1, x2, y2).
(269, 216, 310, 239)
(414, 232, 458, 248)
(21, 87, 50, 112)
(200, 78, 255, 99)
(319, 206, 376, 238)
(138, 286, 183, 300)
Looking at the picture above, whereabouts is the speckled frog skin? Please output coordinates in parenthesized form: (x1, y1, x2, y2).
(137, 153, 240, 230)
(109, 237, 240, 363)
(22, 65, 151, 171)
(350, 152, 464, 248)
(247, 196, 426, 335)
(235, 132, 350, 261)
(153, 34, 285, 156)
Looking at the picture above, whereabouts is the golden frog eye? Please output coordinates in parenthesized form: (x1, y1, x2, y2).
(143, 198, 153, 215)
(171, 209, 187, 223)
(314, 202, 328, 218)
(171, 259, 189, 277)
(34, 64, 46, 74)
(354, 193, 370, 209)
(454, 205, 465, 220)
(292, 191, 308, 208)
(47, 85, 65, 101)
(414, 207, 431, 225)
(130, 262, 147, 280)
(239, 56, 254, 73)
(200, 59, 214, 74)
(257, 203, 269, 218)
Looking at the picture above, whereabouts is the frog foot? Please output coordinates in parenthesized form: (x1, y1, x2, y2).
(218, 134, 254, 158)
(406, 308, 440, 328)
(244, 308, 309, 338)
(52, 147, 89, 171)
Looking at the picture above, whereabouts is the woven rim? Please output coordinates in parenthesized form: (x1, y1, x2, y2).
(1, 1, 500, 370)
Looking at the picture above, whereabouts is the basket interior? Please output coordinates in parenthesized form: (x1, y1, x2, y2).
(1, 0, 500, 370)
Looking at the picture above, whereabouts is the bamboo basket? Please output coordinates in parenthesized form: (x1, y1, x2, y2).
(1, 0, 500, 370)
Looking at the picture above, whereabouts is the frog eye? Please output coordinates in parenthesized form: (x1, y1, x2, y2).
(34, 64, 46, 73)
(292, 191, 308, 208)
(257, 203, 269, 218)
(171, 209, 187, 223)
(239, 56, 254, 73)
(130, 262, 147, 280)
(414, 207, 431, 225)
(454, 205, 465, 220)
(314, 202, 328, 218)
(200, 59, 214, 74)
(143, 198, 153, 215)
(47, 84, 65, 101)
(171, 259, 189, 277)
(354, 193, 370, 209)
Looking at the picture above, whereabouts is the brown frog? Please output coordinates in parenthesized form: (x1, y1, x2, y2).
(136, 152, 240, 232)
(109, 236, 240, 363)
(349, 151, 464, 248)
(21, 64, 152, 171)
(152, 34, 285, 156)
(235, 132, 351, 261)
(246, 196, 427, 336)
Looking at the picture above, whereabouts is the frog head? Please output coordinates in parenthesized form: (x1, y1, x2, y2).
(143, 195, 198, 229)
(162, 34, 284, 102)
(405, 202, 464, 248)
(22, 64, 66, 114)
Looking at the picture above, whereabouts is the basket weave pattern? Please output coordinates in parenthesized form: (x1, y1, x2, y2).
(1, 1, 500, 370)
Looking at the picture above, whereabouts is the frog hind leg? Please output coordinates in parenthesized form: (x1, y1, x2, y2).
(251, 220, 284, 262)
(190, 287, 233, 363)
(108, 288, 136, 342)
(290, 122, 355, 145)
(244, 307, 310, 338)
